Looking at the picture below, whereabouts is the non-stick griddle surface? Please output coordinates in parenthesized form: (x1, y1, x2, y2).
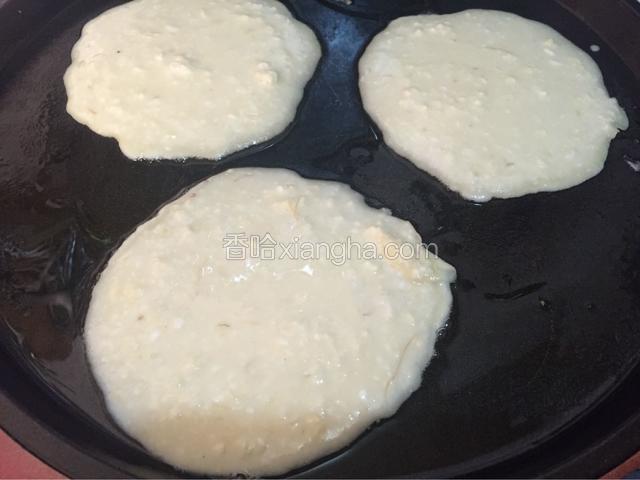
(1, 0, 640, 477)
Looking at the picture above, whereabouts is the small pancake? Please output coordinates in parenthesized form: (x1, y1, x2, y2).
(64, 0, 321, 160)
(359, 10, 629, 201)
(85, 168, 455, 475)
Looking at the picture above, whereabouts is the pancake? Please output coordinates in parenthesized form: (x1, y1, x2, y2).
(85, 168, 456, 475)
(64, 0, 321, 160)
(359, 9, 629, 201)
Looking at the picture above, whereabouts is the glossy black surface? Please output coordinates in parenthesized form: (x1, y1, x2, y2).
(1, 0, 640, 477)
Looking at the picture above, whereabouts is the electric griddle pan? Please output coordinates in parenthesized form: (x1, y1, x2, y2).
(1, 0, 640, 477)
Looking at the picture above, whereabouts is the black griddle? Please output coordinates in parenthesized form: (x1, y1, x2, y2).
(1, 0, 640, 477)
